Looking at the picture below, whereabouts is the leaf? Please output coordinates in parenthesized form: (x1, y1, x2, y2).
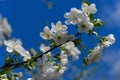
(0, 67, 12, 75)
(82, 0, 90, 5)
(93, 19, 104, 28)
(73, 38, 81, 46)
(89, 14, 94, 21)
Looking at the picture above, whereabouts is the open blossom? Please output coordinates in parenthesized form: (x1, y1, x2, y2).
(64, 7, 94, 33)
(40, 21, 75, 44)
(60, 51, 68, 65)
(85, 34, 115, 65)
(82, 3, 97, 15)
(77, 15, 94, 33)
(42, 62, 58, 78)
(102, 34, 115, 48)
(40, 44, 50, 53)
(64, 8, 83, 25)
(38, 45, 68, 79)
(51, 21, 68, 32)
(51, 30, 75, 44)
(42, 62, 67, 79)
(50, 21, 68, 44)
(4, 39, 31, 61)
(63, 41, 81, 60)
(51, 30, 67, 44)
(86, 44, 103, 64)
(40, 26, 51, 40)
(50, 21, 74, 44)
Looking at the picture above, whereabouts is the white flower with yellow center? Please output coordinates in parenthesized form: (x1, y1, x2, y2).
(50, 21, 74, 44)
(77, 17, 94, 33)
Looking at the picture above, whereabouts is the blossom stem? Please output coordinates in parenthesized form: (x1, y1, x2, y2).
(92, 31, 102, 41)
(80, 42, 89, 52)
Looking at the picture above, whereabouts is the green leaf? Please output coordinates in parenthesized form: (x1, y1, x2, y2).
(73, 38, 81, 46)
(89, 14, 94, 21)
(0, 67, 12, 75)
(93, 19, 104, 28)
(60, 46, 66, 51)
(82, 0, 90, 5)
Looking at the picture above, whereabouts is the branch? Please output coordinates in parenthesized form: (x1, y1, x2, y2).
(0, 43, 63, 70)
(0, 32, 82, 70)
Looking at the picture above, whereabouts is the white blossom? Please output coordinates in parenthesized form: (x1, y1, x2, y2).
(40, 44, 52, 64)
(42, 54, 50, 65)
(0, 15, 12, 39)
(51, 30, 75, 44)
(51, 21, 68, 32)
(82, 3, 97, 15)
(40, 26, 51, 40)
(64, 8, 83, 25)
(0, 74, 8, 80)
(64, 7, 94, 33)
(50, 21, 74, 44)
(40, 44, 50, 53)
(54, 66, 67, 77)
(77, 16, 94, 33)
(102, 34, 115, 48)
(4, 39, 31, 61)
(40, 21, 74, 44)
(63, 41, 81, 60)
(43, 62, 58, 78)
(60, 51, 68, 65)
(42, 61, 67, 79)
(36, 59, 47, 80)
(87, 44, 103, 64)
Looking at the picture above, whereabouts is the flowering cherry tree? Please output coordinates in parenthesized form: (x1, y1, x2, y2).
(0, 0, 115, 80)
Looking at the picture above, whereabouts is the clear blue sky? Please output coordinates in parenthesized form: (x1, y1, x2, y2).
(0, 0, 120, 80)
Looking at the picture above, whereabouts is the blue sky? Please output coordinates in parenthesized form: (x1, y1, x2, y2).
(0, 0, 120, 80)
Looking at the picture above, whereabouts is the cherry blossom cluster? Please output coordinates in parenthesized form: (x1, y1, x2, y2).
(0, 0, 115, 80)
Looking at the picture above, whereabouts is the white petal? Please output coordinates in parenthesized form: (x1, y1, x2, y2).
(6, 47, 13, 53)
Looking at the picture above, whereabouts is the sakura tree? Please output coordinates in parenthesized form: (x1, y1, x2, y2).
(0, 0, 115, 80)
